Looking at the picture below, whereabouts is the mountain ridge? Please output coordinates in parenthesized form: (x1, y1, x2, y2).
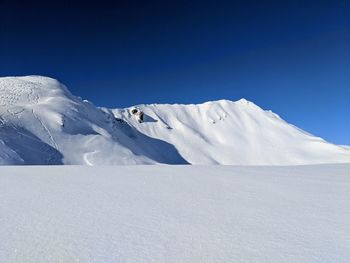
(0, 76, 349, 165)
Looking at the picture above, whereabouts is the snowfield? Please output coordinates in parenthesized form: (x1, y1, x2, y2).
(0, 164, 349, 263)
(0, 75, 349, 165)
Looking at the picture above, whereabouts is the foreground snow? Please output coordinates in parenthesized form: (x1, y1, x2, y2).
(1, 164, 349, 262)
(1, 76, 349, 165)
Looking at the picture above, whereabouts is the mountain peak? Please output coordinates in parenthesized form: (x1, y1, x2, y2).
(237, 98, 248, 103)
(203, 98, 257, 108)
(0, 76, 73, 108)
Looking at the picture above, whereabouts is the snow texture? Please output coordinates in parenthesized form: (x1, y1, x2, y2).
(0, 75, 349, 165)
(0, 164, 349, 262)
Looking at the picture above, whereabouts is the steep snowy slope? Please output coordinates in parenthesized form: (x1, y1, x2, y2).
(113, 100, 350, 165)
(0, 76, 185, 165)
(0, 75, 349, 165)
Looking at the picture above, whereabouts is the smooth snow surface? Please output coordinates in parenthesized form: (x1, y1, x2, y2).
(0, 164, 349, 262)
(0, 76, 349, 165)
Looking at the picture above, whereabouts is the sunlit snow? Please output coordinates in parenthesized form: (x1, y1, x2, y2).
(0, 76, 349, 165)
(0, 165, 349, 262)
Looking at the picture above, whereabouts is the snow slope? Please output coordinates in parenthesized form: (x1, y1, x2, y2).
(0, 164, 349, 262)
(112, 100, 350, 165)
(0, 76, 185, 165)
(0, 75, 349, 165)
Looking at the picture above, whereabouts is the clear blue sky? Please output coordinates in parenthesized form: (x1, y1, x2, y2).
(0, 0, 349, 145)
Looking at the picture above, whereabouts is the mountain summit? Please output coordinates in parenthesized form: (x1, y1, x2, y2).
(0, 76, 349, 165)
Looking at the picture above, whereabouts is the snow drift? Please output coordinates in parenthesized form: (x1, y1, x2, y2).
(0, 76, 349, 165)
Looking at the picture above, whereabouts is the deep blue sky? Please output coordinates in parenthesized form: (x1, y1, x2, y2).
(0, 0, 349, 145)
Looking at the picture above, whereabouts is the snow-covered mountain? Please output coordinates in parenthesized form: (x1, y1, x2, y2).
(0, 75, 349, 165)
